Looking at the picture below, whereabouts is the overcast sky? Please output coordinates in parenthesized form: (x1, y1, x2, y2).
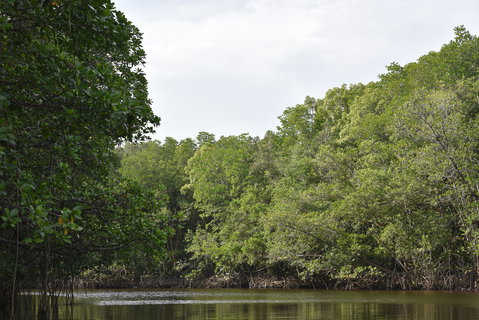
(114, 0, 479, 141)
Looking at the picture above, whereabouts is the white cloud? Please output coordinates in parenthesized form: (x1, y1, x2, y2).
(114, 0, 479, 140)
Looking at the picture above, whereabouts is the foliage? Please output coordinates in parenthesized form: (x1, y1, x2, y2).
(0, 0, 163, 317)
(117, 26, 479, 290)
(118, 138, 196, 274)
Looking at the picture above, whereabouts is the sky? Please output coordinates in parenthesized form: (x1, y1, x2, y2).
(114, 0, 479, 141)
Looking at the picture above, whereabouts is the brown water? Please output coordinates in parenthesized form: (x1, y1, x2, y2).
(20, 289, 479, 319)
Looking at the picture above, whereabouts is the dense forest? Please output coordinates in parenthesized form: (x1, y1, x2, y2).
(2, 0, 479, 319)
(118, 25, 479, 292)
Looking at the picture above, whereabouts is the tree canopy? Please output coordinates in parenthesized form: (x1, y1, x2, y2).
(0, 0, 163, 318)
(118, 26, 479, 291)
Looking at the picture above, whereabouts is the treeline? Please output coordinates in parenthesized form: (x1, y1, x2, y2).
(118, 26, 479, 290)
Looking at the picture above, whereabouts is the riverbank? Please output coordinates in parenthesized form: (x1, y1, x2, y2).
(75, 275, 301, 290)
(74, 273, 479, 291)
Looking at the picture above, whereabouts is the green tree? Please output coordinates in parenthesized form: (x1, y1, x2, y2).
(119, 138, 197, 275)
(0, 0, 162, 317)
(185, 135, 268, 278)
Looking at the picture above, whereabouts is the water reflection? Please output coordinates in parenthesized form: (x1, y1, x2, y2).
(21, 289, 479, 320)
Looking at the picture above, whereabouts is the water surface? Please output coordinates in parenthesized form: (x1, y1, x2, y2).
(22, 289, 479, 319)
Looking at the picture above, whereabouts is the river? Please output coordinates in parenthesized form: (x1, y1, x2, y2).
(20, 289, 479, 319)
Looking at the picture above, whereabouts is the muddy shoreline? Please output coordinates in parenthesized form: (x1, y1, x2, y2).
(74, 274, 479, 291)
(75, 276, 302, 290)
